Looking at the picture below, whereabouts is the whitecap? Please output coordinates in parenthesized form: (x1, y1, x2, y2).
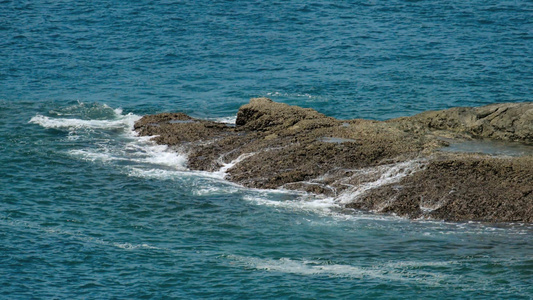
(31, 103, 189, 171)
(125, 141, 189, 170)
(29, 104, 425, 225)
(29, 113, 141, 131)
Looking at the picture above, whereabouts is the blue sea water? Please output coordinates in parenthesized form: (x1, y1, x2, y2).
(1, 0, 533, 298)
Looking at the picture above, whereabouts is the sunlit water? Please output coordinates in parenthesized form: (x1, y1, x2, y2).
(1, 1, 532, 298)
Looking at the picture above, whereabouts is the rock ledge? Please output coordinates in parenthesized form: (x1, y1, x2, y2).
(134, 98, 533, 223)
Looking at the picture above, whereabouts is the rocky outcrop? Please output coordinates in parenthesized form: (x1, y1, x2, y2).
(347, 154, 533, 222)
(134, 98, 533, 223)
(393, 102, 533, 143)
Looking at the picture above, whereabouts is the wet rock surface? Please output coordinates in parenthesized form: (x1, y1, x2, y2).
(348, 154, 533, 223)
(134, 98, 533, 223)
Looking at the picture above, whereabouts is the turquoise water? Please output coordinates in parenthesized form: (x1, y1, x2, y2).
(2, 1, 533, 299)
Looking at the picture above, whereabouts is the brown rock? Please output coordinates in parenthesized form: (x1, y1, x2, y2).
(348, 154, 533, 223)
(134, 98, 533, 223)
(396, 102, 533, 143)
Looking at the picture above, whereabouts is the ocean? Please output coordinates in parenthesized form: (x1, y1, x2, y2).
(1, 0, 532, 298)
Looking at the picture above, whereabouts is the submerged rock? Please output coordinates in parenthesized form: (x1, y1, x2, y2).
(134, 98, 533, 223)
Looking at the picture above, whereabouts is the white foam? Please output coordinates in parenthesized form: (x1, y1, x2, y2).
(215, 152, 256, 178)
(243, 194, 339, 212)
(113, 107, 123, 116)
(65, 133, 188, 170)
(29, 113, 141, 131)
(192, 185, 241, 196)
(241, 193, 403, 223)
(126, 166, 237, 184)
(127, 167, 202, 180)
(266, 91, 316, 99)
(127, 142, 188, 169)
(68, 149, 120, 163)
(127, 166, 250, 197)
(112, 242, 159, 250)
(336, 160, 424, 204)
(144, 150, 188, 168)
(30, 104, 425, 223)
(238, 160, 426, 222)
(210, 116, 237, 124)
(32, 104, 190, 172)
(37, 103, 139, 131)
(226, 255, 449, 284)
(384, 260, 456, 269)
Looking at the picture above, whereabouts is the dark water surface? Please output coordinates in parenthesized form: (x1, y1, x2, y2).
(1, 1, 532, 298)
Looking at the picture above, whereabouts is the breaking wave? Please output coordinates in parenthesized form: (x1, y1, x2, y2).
(28, 102, 428, 222)
(29, 102, 188, 171)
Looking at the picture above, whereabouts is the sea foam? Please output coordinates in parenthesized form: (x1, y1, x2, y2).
(335, 160, 425, 204)
(29, 103, 423, 222)
(29, 113, 140, 131)
(225, 255, 451, 285)
(30, 103, 188, 171)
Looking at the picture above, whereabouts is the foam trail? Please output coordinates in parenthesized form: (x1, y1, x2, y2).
(243, 195, 339, 212)
(30, 102, 140, 132)
(29, 114, 140, 131)
(226, 255, 450, 284)
(266, 91, 316, 99)
(241, 193, 402, 223)
(336, 160, 424, 204)
(192, 184, 241, 196)
(215, 152, 256, 178)
(68, 149, 121, 163)
(30, 103, 420, 221)
(68, 141, 189, 170)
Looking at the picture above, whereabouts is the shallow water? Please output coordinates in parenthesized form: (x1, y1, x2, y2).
(2, 0, 533, 299)
(440, 138, 533, 157)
